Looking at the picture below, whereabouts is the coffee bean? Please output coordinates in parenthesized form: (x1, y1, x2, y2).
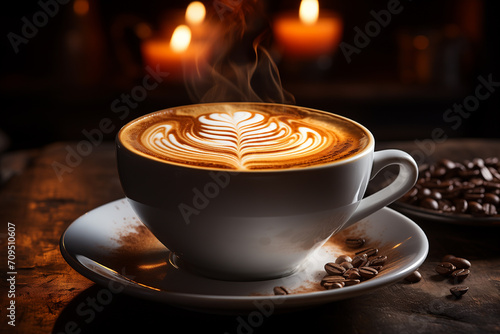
(369, 265, 383, 272)
(335, 255, 352, 264)
(485, 157, 499, 166)
(451, 269, 470, 282)
(359, 266, 378, 279)
(419, 163, 430, 173)
(459, 182, 475, 190)
(442, 254, 456, 262)
(436, 180, 454, 189)
(402, 188, 418, 201)
(404, 270, 422, 283)
(442, 189, 461, 199)
(368, 255, 388, 267)
(448, 257, 471, 269)
(484, 193, 500, 205)
(345, 238, 365, 248)
(355, 248, 379, 257)
(471, 177, 485, 186)
(324, 282, 344, 290)
(343, 279, 361, 286)
(450, 286, 469, 298)
(340, 261, 353, 270)
(420, 187, 432, 197)
(473, 184, 487, 193)
(464, 193, 484, 201)
(481, 166, 493, 181)
(483, 203, 498, 215)
(430, 191, 442, 200)
(343, 268, 361, 279)
(484, 181, 500, 190)
(459, 169, 480, 178)
(431, 167, 447, 178)
(438, 200, 455, 212)
(422, 179, 442, 188)
(454, 199, 468, 213)
(421, 198, 439, 210)
(325, 263, 346, 276)
(321, 275, 345, 287)
(435, 262, 456, 276)
(489, 169, 500, 180)
(351, 254, 368, 268)
(273, 286, 290, 295)
(439, 159, 456, 170)
(471, 158, 482, 168)
(468, 201, 483, 214)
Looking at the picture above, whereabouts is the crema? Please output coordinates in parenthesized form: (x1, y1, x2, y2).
(119, 103, 370, 170)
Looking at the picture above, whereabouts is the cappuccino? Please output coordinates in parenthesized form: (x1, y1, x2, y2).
(117, 103, 418, 279)
(119, 103, 369, 170)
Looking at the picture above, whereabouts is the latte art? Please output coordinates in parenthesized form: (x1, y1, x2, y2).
(120, 104, 369, 170)
(142, 111, 334, 170)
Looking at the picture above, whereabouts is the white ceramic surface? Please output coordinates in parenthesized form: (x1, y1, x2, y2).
(60, 199, 428, 314)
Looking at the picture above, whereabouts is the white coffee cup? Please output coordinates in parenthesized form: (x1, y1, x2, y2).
(117, 103, 418, 280)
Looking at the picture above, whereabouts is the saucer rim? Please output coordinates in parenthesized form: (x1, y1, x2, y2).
(60, 199, 429, 312)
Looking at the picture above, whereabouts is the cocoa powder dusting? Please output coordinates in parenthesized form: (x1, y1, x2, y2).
(105, 222, 168, 278)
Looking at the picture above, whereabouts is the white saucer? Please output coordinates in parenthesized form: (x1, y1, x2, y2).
(60, 198, 428, 313)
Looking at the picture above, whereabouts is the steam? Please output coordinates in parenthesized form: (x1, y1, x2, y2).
(184, 2, 294, 105)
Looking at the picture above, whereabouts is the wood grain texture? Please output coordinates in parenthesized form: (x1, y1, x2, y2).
(1, 140, 499, 334)
(0, 142, 123, 334)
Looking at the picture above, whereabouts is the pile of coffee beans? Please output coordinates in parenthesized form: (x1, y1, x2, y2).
(399, 157, 500, 217)
(273, 245, 472, 299)
(272, 238, 390, 295)
(320, 238, 389, 290)
(435, 254, 471, 298)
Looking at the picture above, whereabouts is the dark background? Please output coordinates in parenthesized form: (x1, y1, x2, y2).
(1, 0, 499, 152)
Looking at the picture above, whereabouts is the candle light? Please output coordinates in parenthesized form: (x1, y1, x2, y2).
(141, 24, 207, 80)
(141, 2, 211, 80)
(170, 25, 192, 52)
(299, 0, 319, 25)
(273, 0, 343, 59)
(185, 1, 206, 26)
(185, 1, 210, 41)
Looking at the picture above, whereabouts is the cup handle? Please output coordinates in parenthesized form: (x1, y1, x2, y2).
(342, 149, 418, 229)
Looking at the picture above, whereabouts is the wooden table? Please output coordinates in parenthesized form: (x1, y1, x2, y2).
(1, 139, 499, 334)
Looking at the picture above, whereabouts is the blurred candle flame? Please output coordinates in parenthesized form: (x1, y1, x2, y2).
(73, 0, 89, 16)
(170, 25, 192, 53)
(186, 1, 206, 26)
(413, 35, 429, 50)
(299, 0, 319, 25)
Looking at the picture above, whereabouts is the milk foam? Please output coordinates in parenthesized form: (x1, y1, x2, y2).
(121, 104, 369, 170)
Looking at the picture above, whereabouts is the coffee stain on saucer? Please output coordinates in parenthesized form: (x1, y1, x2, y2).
(104, 222, 169, 284)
